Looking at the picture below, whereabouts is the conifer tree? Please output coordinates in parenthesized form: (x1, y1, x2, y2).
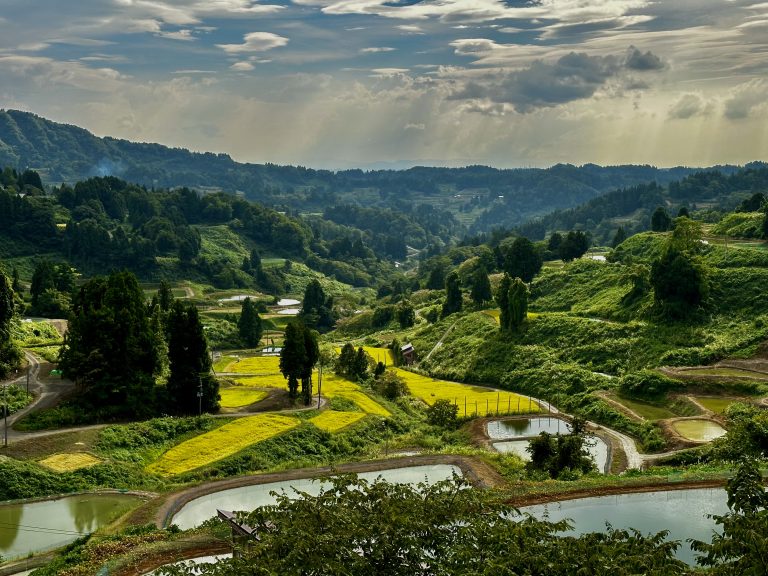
(238, 297, 263, 348)
(441, 271, 462, 318)
(470, 267, 492, 307)
(496, 273, 511, 331)
(166, 300, 218, 414)
(508, 277, 528, 331)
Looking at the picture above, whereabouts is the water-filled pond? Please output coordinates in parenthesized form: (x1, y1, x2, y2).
(672, 419, 726, 442)
(277, 298, 301, 306)
(145, 554, 232, 575)
(172, 464, 462, 530)
(0, 494, 142, 559)
(217, 294, 258, 303)
(521, 488, 727, 564)
(494, 435, 610, 473)
(276, 308, 301, 315)
(487, 417, 571, 439)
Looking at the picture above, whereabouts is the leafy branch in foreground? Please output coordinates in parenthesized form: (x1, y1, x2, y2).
(158, 475, 686, 576)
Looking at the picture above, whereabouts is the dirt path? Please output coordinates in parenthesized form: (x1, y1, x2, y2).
(422, 319, 459, 363)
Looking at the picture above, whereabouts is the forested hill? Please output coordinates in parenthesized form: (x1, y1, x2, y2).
(0, 109, 744, 233)
(514, 166, 768, 245)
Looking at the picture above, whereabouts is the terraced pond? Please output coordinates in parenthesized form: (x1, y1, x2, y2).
(0, 494, 143, 559)
(486, 417, 570, 439)
(522, 488, 727, 564)
(494, 435, 610, 473)
(171, 464, 462, 530)
(672, 419, 727, 442)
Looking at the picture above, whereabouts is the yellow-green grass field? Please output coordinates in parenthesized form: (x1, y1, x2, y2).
(394, 368, 540, 417)
(219, 388, 268, 409)
(39, 452, 103, 472)
(316, 373, 390, 416)
(334, 346, 396, 366)
(482, 309, 540, 324)
(309, 410, 367, 432)
(223, 356, 281, 374)
(147, 413, 300, 476)
(693, 396, 739, 414)
(232, 359, 391, 416)
(610, 395, 678, 421)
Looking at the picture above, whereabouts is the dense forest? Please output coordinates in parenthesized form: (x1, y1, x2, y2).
(1, 109, 748, 234)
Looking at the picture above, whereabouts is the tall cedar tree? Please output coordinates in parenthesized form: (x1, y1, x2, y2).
(166, 300, 219, 414)
(470, 267, 492, 306)
(300, 326, 320, 405)
(503, 237, 542, 283)
(0, 271, 21, 378)
(336, 342, 357, 378)
(559, 230, 591, 262)
(495, 273, 512, 331)
(157, 280, 174, 311)
(508, 277, 529, 331)
(59, 271, 160, 417)
(238, 297, 263, 347)
(651, 206, 672, 232)
(441, 271, 462, 318)
(301, 279, 335, 332)
(611, 227, 627, 248)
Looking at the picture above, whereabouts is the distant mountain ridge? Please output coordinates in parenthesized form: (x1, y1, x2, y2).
(0, 109, 752, 232)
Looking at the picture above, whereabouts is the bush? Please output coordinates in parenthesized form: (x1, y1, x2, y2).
(618, 370, 683, 399)
(426, 399, 459, 429)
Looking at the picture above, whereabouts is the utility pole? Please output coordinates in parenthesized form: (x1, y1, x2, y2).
(197, 376, 203, 417)
(4, 383, 7, 447)
(26, 366, 30, 397)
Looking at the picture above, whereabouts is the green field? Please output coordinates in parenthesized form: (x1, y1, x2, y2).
(693, 396, 738, 414)
(611, 395, 678, 421)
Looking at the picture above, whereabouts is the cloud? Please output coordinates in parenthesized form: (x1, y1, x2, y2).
(452, 51, 624, 113)
(404, 122, 425, 130)
(17, 42, 50, 52)
(360, 46, 396, 53)
(668, 94, 707, 119)
(156, 29, 196, 41)
(0, 55, 126, 92)
(216, 32, 289, 53)
(230, 61, 254, 71)
(397, 24, 424, 34)
(724, 79, 768, 119)
(372, 67, 409, 76)
(624, 45, 665, 70)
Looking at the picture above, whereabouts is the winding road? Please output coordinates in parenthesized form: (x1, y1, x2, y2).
(1, 350, 684, 471)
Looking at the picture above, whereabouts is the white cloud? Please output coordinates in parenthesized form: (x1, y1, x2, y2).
(17, 43, 50, 52)
(360, 46, 396, 53)
(156, 29, 196, 41)
(668, 93, 708, 119)
(230, 61, 254, 71)
(724, 79, 768, 119)
(216, 32, 289, 53)
(397, 24, 424, 34)
(404, 122, 425, 130)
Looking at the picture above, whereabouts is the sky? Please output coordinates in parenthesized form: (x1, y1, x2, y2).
(0, 0, 767, 169)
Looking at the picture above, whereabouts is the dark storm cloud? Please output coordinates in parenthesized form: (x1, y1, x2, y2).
(625, 46, 665, 70)
(452, 50, 652, 113)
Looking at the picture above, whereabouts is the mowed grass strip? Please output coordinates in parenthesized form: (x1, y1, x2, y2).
(219, 388, 268, 408)
(147, 414, 300, 476)
(394, 369, 540, 417)
(39, 452, 103, 472)
(310, 411, 366, 432)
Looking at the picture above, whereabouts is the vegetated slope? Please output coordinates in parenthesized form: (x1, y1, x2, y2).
(404, 232, 768, 449)
(515, 165, 768, 244)
(0, 109, 725, 232)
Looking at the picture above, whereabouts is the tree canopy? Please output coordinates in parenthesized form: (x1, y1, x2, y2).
(59, 271, 160, 418)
